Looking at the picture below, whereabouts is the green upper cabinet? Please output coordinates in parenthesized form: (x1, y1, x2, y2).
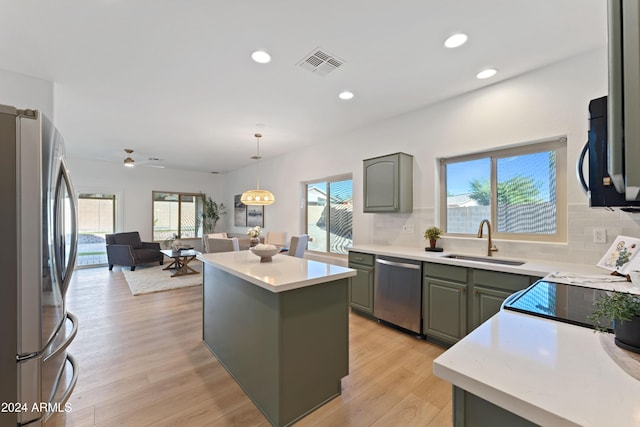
(363, 152, 413, 213)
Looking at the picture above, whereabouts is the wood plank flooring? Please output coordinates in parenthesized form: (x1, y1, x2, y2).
(47, 266, 453, 427)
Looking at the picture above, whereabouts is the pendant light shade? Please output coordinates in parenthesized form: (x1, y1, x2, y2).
(241, 133, 275, 205)
(240, 189, 275, 205)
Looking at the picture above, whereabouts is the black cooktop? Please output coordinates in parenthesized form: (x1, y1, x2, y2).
(503, 280, 613, 331)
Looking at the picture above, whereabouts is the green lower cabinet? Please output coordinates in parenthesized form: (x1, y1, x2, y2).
(469, 269, 541, 333)
(348, 251, 375, 314)
(423, 278, 467, 344)
(453, 386, 538, 427)
(470, 286, 513, 332)
(349, 266, 374, 313)
(422, 261, 541, 344)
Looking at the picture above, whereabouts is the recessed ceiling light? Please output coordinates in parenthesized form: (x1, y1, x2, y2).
(251, 50, 271, 64)
(444, 33, 468, 48)
(476, 68, 497, 79)
(338, 91, 354, 100)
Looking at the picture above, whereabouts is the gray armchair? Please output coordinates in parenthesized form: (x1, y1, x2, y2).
(105, 232, 163, 271)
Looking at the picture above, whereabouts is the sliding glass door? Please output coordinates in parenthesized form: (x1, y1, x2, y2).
(305, 176, 353, 255)
(76, 193, 116, 267)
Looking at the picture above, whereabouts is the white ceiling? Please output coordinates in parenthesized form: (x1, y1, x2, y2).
(0, 0, 606, 173)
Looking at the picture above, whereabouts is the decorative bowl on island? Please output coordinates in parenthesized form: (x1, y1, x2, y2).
(250, 244, 281, 262)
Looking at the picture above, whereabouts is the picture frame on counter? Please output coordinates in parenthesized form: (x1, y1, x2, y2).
(597, 235, 640, 275)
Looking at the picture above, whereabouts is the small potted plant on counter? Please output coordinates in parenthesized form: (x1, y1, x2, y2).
(424, 226, 443, 252)
(588, 291, 640, 354)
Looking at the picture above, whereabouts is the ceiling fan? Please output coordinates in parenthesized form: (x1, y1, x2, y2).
(123, 148, 165, 168)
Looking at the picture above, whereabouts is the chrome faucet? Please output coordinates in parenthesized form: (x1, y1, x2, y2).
(477, 219, 498, 256)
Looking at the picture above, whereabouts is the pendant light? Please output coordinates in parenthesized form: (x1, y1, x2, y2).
(124, 149, 135, 167)
(241, 133, 275, 205)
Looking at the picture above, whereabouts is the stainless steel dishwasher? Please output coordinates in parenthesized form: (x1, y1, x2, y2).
(374, 256, 422, 335)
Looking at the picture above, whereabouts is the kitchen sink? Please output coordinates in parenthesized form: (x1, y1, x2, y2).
(441, 254, 526, 266)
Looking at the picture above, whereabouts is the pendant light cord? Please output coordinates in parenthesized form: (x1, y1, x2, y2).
(255, 133, 262, 190)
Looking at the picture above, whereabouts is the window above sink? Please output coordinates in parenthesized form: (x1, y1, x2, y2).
(438, 137, 567, 243)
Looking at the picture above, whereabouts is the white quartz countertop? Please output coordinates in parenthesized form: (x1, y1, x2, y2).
(354, 245, 640, 425)
(349, 244, 604, 277)
(433, 308, 640, 426)
(197, 251, 356, 293)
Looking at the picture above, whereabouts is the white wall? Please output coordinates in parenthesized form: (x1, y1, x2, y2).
(224, 47, 640, 265)
(0, 68, 53, 118)
(6, 50, 637, 266)
(65, 158, 226, 243)
(0, 68, 228, 246)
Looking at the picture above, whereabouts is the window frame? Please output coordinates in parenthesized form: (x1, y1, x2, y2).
(303, 173, 353, 256)
(438, 137, 567, 243)
(152, 191, 203, 241)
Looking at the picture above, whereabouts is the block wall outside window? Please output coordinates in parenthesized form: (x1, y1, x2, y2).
(153, 191, 203, 241)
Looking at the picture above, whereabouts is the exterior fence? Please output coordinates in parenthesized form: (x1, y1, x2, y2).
(307, 204, 353, 254)
(447, 202, 555, 234)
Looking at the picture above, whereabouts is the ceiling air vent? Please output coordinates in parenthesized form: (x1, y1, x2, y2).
(297, 48, 344, 76)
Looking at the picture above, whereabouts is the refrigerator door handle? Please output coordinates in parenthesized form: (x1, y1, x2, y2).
(43, 312, 78, 364)
(57, 354, 79, 410)
(54, 160, 78, 296)
(16, 352, 38, 362)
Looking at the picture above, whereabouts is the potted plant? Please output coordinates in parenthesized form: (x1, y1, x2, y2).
(201, 195, 226, 235)
(588, 291, 640, 353)
(424, 226, 442, 250)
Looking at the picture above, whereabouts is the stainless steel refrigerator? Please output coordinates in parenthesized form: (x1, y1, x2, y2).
(0, 104, 79, 426)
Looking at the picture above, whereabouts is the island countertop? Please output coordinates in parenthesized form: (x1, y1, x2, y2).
(197, 251, 356, 293)
(433, 307, 640, 426)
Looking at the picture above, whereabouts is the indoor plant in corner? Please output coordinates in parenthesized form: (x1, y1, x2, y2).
(588, 291, 640, 354)
(201, 195, 227, 234)
(424, 226, 442, 252)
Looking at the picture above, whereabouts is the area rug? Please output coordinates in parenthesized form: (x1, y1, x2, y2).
(122, 261, 202, 296)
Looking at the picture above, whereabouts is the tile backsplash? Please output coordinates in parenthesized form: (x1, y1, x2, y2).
(366, 204, 640, 266)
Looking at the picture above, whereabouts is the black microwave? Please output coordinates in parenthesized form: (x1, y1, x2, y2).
(578, 96, 640, 211)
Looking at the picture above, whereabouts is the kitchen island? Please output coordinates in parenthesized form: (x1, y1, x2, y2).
(433, 278, 640, 427)
(197, 251, 356, 427)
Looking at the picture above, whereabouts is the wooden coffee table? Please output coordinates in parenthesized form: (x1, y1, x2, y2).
(160, 249, 201, 277)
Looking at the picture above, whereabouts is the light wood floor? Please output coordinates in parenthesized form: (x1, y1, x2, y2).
(47, 266, 453, 427)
